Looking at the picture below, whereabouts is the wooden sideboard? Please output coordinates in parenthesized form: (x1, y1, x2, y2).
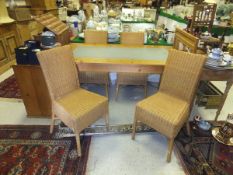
(15, 20, 44, 45)
(13, 65, 51, 118)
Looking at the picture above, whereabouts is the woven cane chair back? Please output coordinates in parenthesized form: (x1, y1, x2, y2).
(37, 45, 79, 100)
(120, 32, 144, 45)
(159, 49, 206, 102)
(84, 30, 108, 44)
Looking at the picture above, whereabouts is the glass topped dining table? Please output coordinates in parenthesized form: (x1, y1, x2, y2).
(71, 43, 169, 74)
(71, 43, 233, 122)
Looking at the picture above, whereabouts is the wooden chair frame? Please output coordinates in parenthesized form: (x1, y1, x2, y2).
(190, 3, 217, 33)
(174, 27, 199, 53)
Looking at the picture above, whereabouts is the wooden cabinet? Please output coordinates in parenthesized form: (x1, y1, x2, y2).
(16, 22, 32, 44)
(0, 23, 20, 74)
(16, 20, 44, 44)
(29, 0, 57, 10)
(0, 32, 18, 66)
(7, 6, 44, 44)
(13, 65, 51, 118)
(0, 37, 9, 65)
(4, 32, 18, 59)
(30, 8, 58, 17)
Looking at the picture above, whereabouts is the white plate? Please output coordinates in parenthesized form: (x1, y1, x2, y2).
(223, 54, 233, 62)
(218, 61, 228, 67)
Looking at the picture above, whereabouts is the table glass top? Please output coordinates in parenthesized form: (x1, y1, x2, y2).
(73, 45, 168, 61)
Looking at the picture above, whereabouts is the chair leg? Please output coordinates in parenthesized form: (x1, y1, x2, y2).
(132, 117, 138, 140)
(75, 132, 82, 157)
(167, 138, 174, 163)
(50, 113, 55, 134)
(105, 111, 109, 131)
(115, 84, 120, 101)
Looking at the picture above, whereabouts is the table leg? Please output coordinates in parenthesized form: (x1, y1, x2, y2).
(157, 73, 163, 89)
(214, 81, 233, 121)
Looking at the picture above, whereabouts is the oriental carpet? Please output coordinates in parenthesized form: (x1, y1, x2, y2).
(0, 125, 91, 175)
(0, 75, 21, 99)
(175, 122, 233, 175)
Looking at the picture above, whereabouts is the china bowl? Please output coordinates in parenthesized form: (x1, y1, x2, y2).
(208, 53, 222, 60)
(212, 48, 223, 56)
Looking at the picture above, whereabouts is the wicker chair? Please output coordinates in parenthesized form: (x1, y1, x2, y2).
(37, 45, 109, 157)
(116, 32, 148, 100)
(80, 30, 109, 97)
(132, 49, 206, 162)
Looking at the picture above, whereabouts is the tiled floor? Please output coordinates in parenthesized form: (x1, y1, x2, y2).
(0, 69, 232, 175)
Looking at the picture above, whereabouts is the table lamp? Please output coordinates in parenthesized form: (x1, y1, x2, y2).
(0, 0, 14, 24)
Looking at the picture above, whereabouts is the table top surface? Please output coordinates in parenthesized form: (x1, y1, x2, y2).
(72, 44, 233, 71)
(72, 43, 171, 65)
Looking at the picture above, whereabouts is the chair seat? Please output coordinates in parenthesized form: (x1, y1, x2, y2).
(55, 88, 108, 130)
(136, 92, 189, 138)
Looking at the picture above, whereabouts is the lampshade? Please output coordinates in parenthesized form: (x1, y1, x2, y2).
(0, 0, 15, 24)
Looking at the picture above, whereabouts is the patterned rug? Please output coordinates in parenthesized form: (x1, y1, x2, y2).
(175, 122, 233, 175)
(0, 125, 91, 175)
(0, 75, 21, 99)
